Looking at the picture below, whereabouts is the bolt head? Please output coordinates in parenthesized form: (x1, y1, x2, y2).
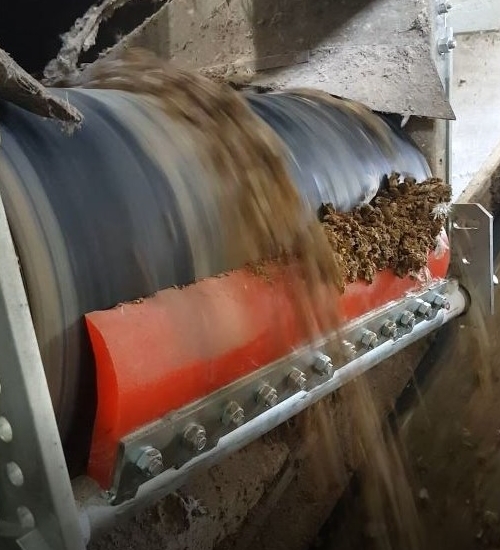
(183, 423, 207, 452)
(432, 293, 449, 310)
(438, 36, 457, 54)
(222, 401, 245, 427)
(17, 506, 35, 530)
(360, 330, 378, 350)
(399, 310, 416, 330)
(381, 320, 399, 339)
(288, 368, 307, 391)
(416, 300, 432, 319)
(135, 446, 164, 477)
(342, 340, 357, 361)
(437, 2, 452, 14)
(256, 384, 279, 408)
(313, 353, 334, 377)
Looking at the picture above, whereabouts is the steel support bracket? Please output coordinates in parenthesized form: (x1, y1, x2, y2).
(450, 203, 494, 315)
(0, 192, 85, 550)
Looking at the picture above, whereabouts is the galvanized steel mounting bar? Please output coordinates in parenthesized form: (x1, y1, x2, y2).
(77, 281, 466, 541)
(108, 281, 459, 504)
(0, 193, 85, 550)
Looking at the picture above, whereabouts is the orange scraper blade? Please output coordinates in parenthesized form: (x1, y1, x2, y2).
(86, 242, 449, 487)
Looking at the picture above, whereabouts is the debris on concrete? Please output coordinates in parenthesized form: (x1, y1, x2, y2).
(0, 48, 82, 127)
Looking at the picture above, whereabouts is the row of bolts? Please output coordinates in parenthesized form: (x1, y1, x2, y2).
(134, 293, 449, 478)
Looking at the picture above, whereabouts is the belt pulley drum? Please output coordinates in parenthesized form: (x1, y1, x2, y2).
(0, 89, 429, 463)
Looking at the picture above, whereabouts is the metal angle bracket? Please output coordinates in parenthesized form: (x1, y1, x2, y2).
(450, 203, 494, 315)
(0, 190, 85, 550)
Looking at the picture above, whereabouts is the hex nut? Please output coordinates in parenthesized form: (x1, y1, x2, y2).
(381, 320, 398, 339)
(17, 506, 35, 530)
(399, 310, 416, 330)
(360, 330, 378, 350)
(416, 300, 432, 319)
(222, 401, 245, 427)
(437, 1, 452, 14)
(256, 384, 279, 408)
(288, 368, 307, 391)
(438, 36, 457, 54)
(342, 341, 357, 361)
(432, 293, 449, 310)
(183, 424, 207, 452)
(313, 353, 334, 377)
(135, 446, 164, 477)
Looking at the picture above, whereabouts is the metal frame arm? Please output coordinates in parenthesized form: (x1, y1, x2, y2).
(0, 194, 84, 550)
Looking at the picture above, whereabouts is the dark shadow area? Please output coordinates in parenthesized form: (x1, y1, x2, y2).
(0, 0, 95, 77)
(252, 0, 378, 60)
(312, 475, 365, 550)
(0, 0, 165, 78)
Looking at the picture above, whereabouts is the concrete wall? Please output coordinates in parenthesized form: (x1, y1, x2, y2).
(451, 30, 500, 198)
(449, 0, 500, 34)
(103, 0, 452, 121)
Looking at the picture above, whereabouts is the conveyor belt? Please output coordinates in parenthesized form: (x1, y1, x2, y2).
(0, 89, 430, 467)
(247, 92, 430, 211)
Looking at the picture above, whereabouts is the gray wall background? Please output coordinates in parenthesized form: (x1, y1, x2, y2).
(450, 0, 500, 197)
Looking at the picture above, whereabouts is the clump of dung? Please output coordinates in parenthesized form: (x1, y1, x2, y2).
(320, 174, 451, 290)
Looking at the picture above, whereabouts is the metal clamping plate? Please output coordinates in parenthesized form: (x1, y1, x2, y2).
(450, 203, 494, 315)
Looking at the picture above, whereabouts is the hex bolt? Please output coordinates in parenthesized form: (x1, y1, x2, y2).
(17, 506, 35, 530)
(342, 340, 357, 361)
(134, 446, 164, 477)
(415, 299, 433, 319)
(399, 310, 416, 330)
(313, 353, 334, 377)
(360, 329, 378, 350)
(183, 423, 207, 452)
(222, 401, 245, 428)
(437, 1, 452, 14)
(6, 462, 24, 487)
(0, 416, 13, 443)
(432, 293, 449, 310)
(438, 36, 457, 54)
(288, 368, 307, 391)
(256, 384, 279, 408)
(381, 320, 398, 339)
